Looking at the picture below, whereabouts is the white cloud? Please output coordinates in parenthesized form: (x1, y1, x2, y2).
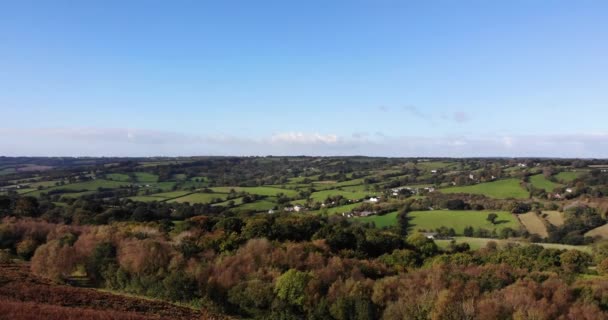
(270, 132, 339, 145)
(1, 127, 608, 158)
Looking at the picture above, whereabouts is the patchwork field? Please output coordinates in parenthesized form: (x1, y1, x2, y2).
(440, 179, 529, 199)
(517, 212, 549, 238)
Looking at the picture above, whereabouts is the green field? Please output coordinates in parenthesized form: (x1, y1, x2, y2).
(408, 210, 520, 234)
(435, 236, 591, 252)
(309, 189, 374, 202)
(359, 210, 522, 234)
(312, 202, 364, 215)
(129, 190, 191, 202)
(168, 192, 227, 204)
(357, 211, 400, 228)
(555, 171, 583, 182)
(27, 179, 128, 197)
(212, 197, 245, 207)
(128, 195, 167, 202)
(235, 199, 277, 212)
(210, 186, 299, 197)
(106, 173, 131, 181)
(440, 179, 528, 199)
(133, 172, 159, 183)
(529, 174, 561, 191)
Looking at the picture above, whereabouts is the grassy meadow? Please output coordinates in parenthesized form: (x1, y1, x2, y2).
(440, 178, 529, 199)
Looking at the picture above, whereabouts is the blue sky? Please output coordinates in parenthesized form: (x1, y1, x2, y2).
(1, 1, 607, 157)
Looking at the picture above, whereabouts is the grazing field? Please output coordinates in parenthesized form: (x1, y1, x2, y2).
(585, 223, 608, 239)
(27, 180, 128, 197)
(408, 210, 521, 235)
(312, 202, 364, 215)
(555, 171, 583, 182)
(529, 174, 561, 191)
(309, 189, 374, 202)
(357, 211, 399, 228)
(440, 178, 529, 199)
(212, 197, 245, 207)
(235, 199, 277, 212)
(357, 210, 521, 234)
(518, 212, 549, 238)
(542, 211, 565, 226)
(133, 172, 159, 183)
(168, 192, 227, 204)
(435, 237, 591, 252)
(128, 195, 168, 202)
(105, 173, 131, 181)
(210, 186, 299, 197)
(128, 191, 191, 202)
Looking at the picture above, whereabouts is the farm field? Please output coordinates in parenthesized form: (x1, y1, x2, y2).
(210, 186, 299, 197)
(440, 178, 529, 199)
(311, 202, 364, 215)
(309, 189, 374, 202)
(517, 212, 549, 238)
(357, 211, 399, 228)
(434, 237, 591, 252)
(408, 210, 520, 235)
(529, 174, 560, 191)
(235, 199, 277, 212)
(26, 180, 128, 197)
(542, 211, 565, 226)
(585, 223, 608, 239)
(555, 171, 583, 182)
(167, 192, 227, 204)
(357, 210, 521, 234)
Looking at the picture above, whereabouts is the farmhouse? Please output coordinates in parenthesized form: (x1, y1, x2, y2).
(422, 232, 438, 239)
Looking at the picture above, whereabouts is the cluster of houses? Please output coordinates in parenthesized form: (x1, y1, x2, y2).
(390, 186, 435, 196)
(0, 184, 30, 192)
(548, 188, 574, 200)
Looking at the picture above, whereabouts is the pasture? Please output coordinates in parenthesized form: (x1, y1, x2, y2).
(555, 171, 583, 182)
(309, 189, 374, 202)
(529, 174, 560, 191)
(357, 211, 400, 228)
(312, 202, 364, 215)
(440, 178, 529, 199)
(517, 212, 549, 238)
(168, 192, 228, 204)
(434, 237, 591, 252)
(542, 211, 564, 226)
(357, 210, 521, 235)
(585, 223, 608, 239)
(210, 186, 299, 197)
(408, 210, 520, 235)
(27, 179, 128, 197)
